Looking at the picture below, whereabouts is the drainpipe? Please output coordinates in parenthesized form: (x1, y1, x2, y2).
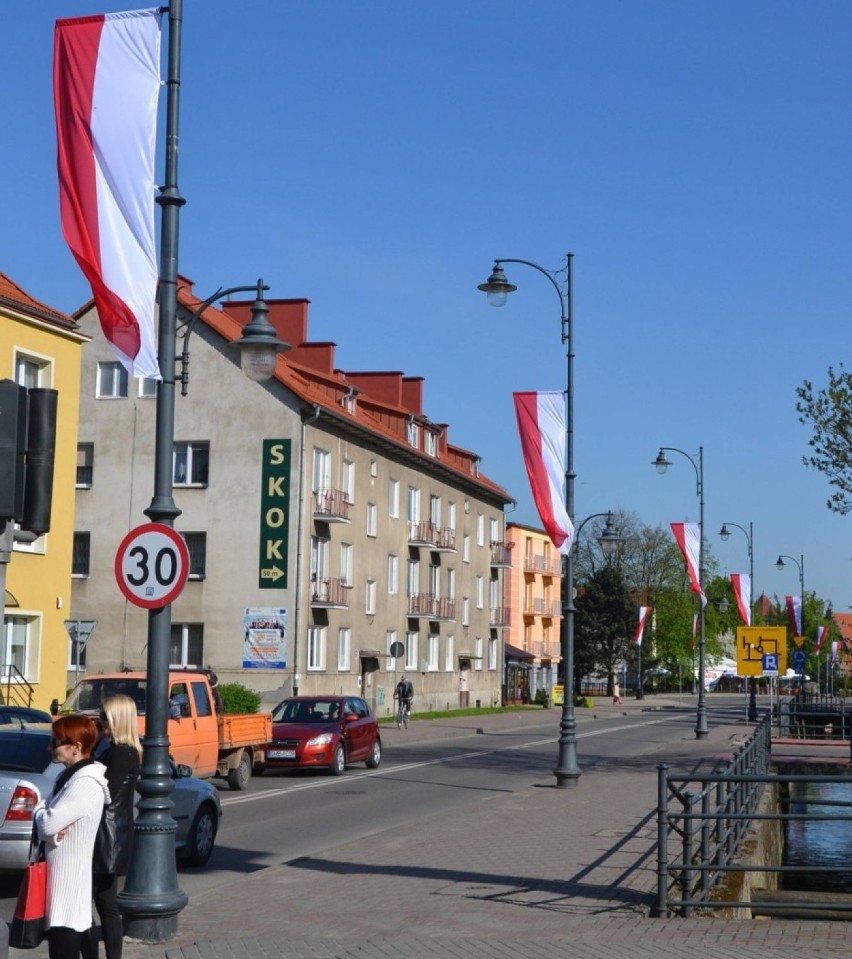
(293, 405, 321, 696)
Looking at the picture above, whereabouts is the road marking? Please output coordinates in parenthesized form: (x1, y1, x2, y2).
(220, 717, 674, 808)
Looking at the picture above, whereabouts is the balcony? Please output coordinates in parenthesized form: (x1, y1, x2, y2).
(490, 543, 512, 568)
(531, 641, 561, 660)
(433, 527, 457, 553)
(310, 576, 349, 609)
(313, 488, 351, 523)
(523, 597, 548, 616)
(408, 593, 456, 621)
(408, 520, 438, 547)
(489, 607, 511, 629)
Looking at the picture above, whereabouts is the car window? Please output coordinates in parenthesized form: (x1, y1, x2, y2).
(272, 700, 341, 722)
(0, 733, 54, 772)
(63, 679, 148, 715)
(191, 681, 213, 718)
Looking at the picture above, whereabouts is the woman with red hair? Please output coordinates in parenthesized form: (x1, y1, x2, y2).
(34, 714, 110, 959)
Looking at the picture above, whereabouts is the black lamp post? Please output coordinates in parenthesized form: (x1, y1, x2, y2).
(719, 520, 758, 721)
(652, 446, 708, 739)
(776, 552, 805, 672)
(117, 2, 289, 941)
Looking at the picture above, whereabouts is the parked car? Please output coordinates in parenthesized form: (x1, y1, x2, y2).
(0, 707, 53, 727)
(0, 725, 222, 870)
(259, 696, 382, 776)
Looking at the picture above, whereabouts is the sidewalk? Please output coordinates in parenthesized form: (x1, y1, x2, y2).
(63, 698, 852, 957)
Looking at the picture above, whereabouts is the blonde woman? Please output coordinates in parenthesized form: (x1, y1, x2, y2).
(83, 695, 142, 959)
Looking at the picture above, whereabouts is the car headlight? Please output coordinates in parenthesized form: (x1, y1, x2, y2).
(305, 732, 334, 747)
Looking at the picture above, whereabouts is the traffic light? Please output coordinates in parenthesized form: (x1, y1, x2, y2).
(0, 380, 27, 520)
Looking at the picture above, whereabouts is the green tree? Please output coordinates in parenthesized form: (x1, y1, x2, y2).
(796, 365, 852, 513)
(575, 564, 635, 695)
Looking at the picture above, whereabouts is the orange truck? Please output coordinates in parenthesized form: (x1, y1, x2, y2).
(60, 670, 272, 790)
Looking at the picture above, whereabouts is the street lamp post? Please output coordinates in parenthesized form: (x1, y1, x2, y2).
(117, 1, 290, 941)
(652, 446, 708, 739)
(776, 552, 805, 670)
(719, 521, 757, 721)
(477, 253, 586, 787)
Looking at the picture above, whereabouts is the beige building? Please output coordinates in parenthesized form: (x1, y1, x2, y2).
(505, 522, 562, 699)
(70, 278, 513, 715)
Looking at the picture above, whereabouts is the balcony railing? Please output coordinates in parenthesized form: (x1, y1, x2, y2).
(523, 554, 562, 576)
(433, 527, 457, 552)
(310, 576, 349, 608)
(490, 543, 513, 567)
(408, 594, 456, 620)
(531, 641, 561, 660)
(408, 520, 438, 547)
(313, 488, 351, 523)
(489, 607, 511, 628)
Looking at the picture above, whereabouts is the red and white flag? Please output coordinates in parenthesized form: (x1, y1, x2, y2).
(54, 8, 162, 379)
(514, 392, 574, 555)
(785, 595, 802, 636)
(830, 640, 840, 667)
(670, 523, 706, 608)
(692, 613, 698, 650)
(634, 606, 653, 646)
(730, 573, 751, 626)
(815, 625, 828, 653)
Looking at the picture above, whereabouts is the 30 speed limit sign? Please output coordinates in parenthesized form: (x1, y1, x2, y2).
(114, 524, 190, 609)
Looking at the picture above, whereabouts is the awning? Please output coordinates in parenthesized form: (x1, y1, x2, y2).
(504, 643, 535, 661)
(358, 649, 382, 658)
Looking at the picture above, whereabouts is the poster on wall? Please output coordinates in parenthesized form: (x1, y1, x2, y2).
(243, 607, 287, 669)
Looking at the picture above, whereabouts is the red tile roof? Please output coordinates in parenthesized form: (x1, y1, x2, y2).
(0, 272, 78, 331)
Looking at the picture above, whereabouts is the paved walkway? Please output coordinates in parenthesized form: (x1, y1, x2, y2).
(19, 696, 852, 958)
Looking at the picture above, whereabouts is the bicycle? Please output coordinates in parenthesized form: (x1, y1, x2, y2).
(396, 699, 411, 729)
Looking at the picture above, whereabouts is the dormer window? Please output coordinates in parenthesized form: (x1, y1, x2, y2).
(425, 431, 438, 457)
(407, 419, 420, 448)
(341, 389, 357, 414)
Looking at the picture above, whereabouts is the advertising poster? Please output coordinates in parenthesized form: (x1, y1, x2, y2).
(243, 607, 287, 669)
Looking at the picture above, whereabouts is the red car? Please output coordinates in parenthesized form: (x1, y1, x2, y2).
(259, 696, 382, 776)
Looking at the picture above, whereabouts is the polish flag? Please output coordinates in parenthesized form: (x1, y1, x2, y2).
(634, 606, 653, 646)
(785, 595, 802, 636)
(830, 640, 840, 667)
(513, 392, 574, 555)
(670, 523, 706, 608)
(692, 613, 698, 650)
(730, 573, 751, 626)
(815, 625, 827, 653)
(54, 9, 162, 379)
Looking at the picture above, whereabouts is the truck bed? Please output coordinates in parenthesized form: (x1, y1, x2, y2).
(218, 712, 273, 749)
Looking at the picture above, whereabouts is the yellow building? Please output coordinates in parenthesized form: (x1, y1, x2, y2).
(0, 272, 88, 710)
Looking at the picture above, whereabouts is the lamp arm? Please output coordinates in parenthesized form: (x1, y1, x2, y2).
(495, 257, 570, 342)
(660, 445, 701, 497)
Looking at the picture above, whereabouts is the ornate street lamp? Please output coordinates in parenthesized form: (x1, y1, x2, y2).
(719, 521, 757, 721)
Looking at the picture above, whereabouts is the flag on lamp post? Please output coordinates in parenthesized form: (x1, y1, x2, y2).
(670, 523, 707, 608)
(730, 573, 752, 626)
(830, 640, 840, 667)
(815, 625, 828, 653)
(634, 606, 653, 645)
(513, 392, 574, 555)
(692, 613, 698, 651)
(54, 8, 162, 379)
(785, 595, 803, 636)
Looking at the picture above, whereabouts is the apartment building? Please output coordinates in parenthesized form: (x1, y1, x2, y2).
(505, 522, 563, 698)
(0, 271, 88, 710)
(70, 278, 513, 715)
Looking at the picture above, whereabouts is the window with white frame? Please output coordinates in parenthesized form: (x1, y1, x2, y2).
(489, 576, 500, 610)
(76, 443, 93, 487)
(405, 631, 418, 670)
(488, 637, 498, 670)
(96, 361, 128, 398)
(15, 353, 50, 389)
(427, 633, 439, 671)
(170, 623, 203, 667)
(389, 478, 400, 518)
(476, 513, 485, 547)
(474, 637, 483, 670)
(342, 460, 355, 504)
(310, 535, 330, 582)
(407, 419, 419, 448)
(430, 494, 441, 526)
(72, 533, 90, 577)
(1, 615, 36, 681)
(173, 441, 209, 486)
(407, 486, 420, 523)
(183, 532, 207, 579)
(365, 579, 376, 615)
(388, 554, 399, 595)
(366, 502, 377, 537)
(338, 627, 351, 671)
(445, 635, 455, 671)
(448, 502, 456, 533)
(462, 597, 470, 626)
(139, 378, 158, 398)
(312, 448, 331, 492)
(425, 431, 438, 457)
(476, 575, 484, 608)
(463, 535, 470, 563)
(447, 568, 456, 600)
(340, 543, 354, 587)
(407, 559, 420, 597)
(428, 564, 440, 599)
(386, 630, 398, 671)
(307, 626, 326, 670)
(490, 517, 500, 544)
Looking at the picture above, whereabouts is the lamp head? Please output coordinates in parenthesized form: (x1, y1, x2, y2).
(477, 263, 517, 308)
(718, 597, 730, 614)
(228, 279, 291, 382)
(775, 556, 785, 571)
(598, 511, 622, 559)
(719, 524, 731, 541)
(652, 449, 671, 474)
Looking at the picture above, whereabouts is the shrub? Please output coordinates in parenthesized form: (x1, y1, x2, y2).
(533, 689, 549, 706)
(574, 696, 594, 708)
(219, 682, 262, 714)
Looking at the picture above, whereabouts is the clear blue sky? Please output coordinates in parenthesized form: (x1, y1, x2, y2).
(4, 2, 852, 616)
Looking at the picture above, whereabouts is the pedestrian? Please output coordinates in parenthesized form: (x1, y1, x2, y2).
(613, 681, 622, 704)
(34, 714, 110, 959)
(84, 695, 142, 959)
(394, 674, 414, 724)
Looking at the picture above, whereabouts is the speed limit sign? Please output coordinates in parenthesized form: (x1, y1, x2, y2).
(115, 523, 190, 609)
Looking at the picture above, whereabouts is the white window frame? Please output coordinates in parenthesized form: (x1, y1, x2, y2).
(386, 630, 398, 671)
(342, 459, 355, 504)
(389, 479, 400, 518)
(15, 352, 51, 389)
(448, 502, 456, 533)
(462, 597, 470, 626)
(427, 633, 439, 671)
(490, 517, 500, 544)
(388, 554, 399, 595)
(463, 535, 470, 563)
(366, 502, 377, 538)
(430, 494, 441, 526)
(173, 441, 209, 487)
(1, 615, 38, 682)
(169, 623, 203, 668)
(405, 631, 418, 670)
(445, 635, 455, 672)
(488, 637, 498, 670)
(407, 559, 420, 597)
(407, 419, 419, 448)
(474, 637, 483, 670)
(96, 361, 128, 398)
(138, 378, 158, 398)
(476, 575, 484, 609)
(425, 431, 438, 457)
(447, 568, 456, 600)
(365, 579, 376, 615)
(76, 443, 94, 488)
(407, 486, 421, 523)
(338, 627, 351, 671)
(312, 448, 331, 492)
(340, 543, 354, 587)
(307, 626, 327, 671)
(477, 513, 485, 547)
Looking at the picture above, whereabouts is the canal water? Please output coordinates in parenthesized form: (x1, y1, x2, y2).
(784, 781, 852, 892)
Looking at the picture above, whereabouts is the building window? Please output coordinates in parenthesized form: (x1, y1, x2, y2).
(139, 378, 158, 398)
(389, 479, 400, 518)
(407, 559, 420, 596)
(68, 629, 88, 672)
(476, 575, 484, 609)
(170, 623, 203, 667)
(447, 568, 456, 600)
(1, 615, 36, 681)
(338, 627, 351, 671)
(366, 503, 377, 537)
(490, 517, 500, 544)
(430, 494, 441, 526)
(312, 448, 331, 491)
(365, 579, 376, 615)
(462, 597, 470, 626)
(173, 441, 209, 486)
(342, 460, 355, 504)
(474, 637, 483, 670)
(307, 626, 326, 671)
(427, 634, 439, 671)
(477, 513, 485, 547)
(405, 631, 418, 670)
(463, 535, 470, 563)
(76, 443, 93, 487)
(407, 419, 419, 448)
(388, 554, 398, 595)
(448, 502, 456, 533)
(340, 543, 353, 587)
(72, 533, 90, 577)
(183, 532, 207, 579)
(445, 635, 455, 671)
(386, 630, 398, 671)
(488, 637, 498, 670)
(425, 431, 438, 457)
(15, 353, 50, 389)
(97, 361, 128, 398)
(407, 486, 420, 524)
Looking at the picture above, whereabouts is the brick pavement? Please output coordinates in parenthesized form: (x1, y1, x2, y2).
(20, 696, 852, 959)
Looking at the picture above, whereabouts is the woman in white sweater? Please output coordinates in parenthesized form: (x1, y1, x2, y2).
(35, 714, 110, 959)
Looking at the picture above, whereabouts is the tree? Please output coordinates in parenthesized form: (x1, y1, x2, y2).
(796, 365, 852, 514)
(575, 564, 635, 695)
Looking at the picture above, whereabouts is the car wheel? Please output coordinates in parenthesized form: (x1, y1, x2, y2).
(365, 738, 382, 769)
(183, 803, 218, 867)
(329, 743, 345, 776)
(227, 751, 252, 791)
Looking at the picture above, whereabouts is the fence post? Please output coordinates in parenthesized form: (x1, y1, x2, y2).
(655, 764, 669, 917)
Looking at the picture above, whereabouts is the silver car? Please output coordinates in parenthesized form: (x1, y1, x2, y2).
(0, 725, 222, 870)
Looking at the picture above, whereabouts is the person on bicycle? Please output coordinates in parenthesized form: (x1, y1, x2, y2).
(394, 675, 414, 718)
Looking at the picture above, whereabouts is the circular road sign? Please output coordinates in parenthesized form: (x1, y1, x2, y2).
(389, 641, 404, 659)
(115, 523, 190, 609)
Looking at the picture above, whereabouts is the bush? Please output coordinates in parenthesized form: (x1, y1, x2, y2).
(574, 696, 594, 708)
(533, 689, 549, 706)
(219, 682, 262, 714)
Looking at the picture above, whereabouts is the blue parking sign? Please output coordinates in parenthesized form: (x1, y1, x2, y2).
(762, 653, 779, 674)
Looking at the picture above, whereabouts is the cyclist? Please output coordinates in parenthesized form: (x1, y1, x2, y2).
(394, 675, 414, 728)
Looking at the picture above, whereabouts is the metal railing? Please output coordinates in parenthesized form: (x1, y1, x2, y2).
(656, 715, 852, 916)
(778, 693, 852, 740)
(1, 665, 35, 708)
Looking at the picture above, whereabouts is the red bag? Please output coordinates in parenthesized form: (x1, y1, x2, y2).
(9, 851, 47, 949)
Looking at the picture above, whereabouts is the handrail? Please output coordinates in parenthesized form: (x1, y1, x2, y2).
(1, 665, 35, 708)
